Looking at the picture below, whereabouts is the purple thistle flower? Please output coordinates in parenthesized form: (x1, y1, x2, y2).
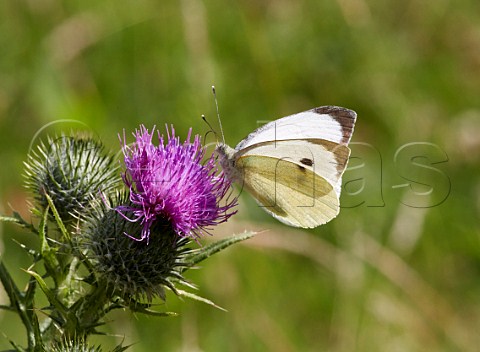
(116, 125, 236, 243)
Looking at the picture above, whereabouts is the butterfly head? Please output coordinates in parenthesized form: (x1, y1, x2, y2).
(215, 143, 241, 182)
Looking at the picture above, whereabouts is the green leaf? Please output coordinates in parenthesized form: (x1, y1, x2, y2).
(176, 289, 227, 311)
(112, 343, 133, 352)
(44, 193, 71, 243)
(23, 277, 42, 350)
(11, 239, 41, 260)
(117, 298, 178, 317)
(129, 304, 178, 317)
(24, 269, 70, 319)
(29, 308, 43, 350)
(6, 336, 27, 352)
(0, 212, 38, 234)
(0, 304, 15, 311)
(182, 231, 255, 270)
(0, 215, 20, 223)
(38, 206, 61, 282)
(24, 276, 37, 309)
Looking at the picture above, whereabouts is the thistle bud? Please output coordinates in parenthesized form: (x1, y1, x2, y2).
(80, 193, 190, 301)
(24, 133, 120, 224)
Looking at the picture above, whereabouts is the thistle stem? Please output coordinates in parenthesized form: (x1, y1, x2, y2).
(74, 280, 113, 337)
(0, 259, 38, 350)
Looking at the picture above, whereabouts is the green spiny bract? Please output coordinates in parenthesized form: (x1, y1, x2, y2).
(50, 337, 128, 352)
(24, 133, 121, 225)
(51, 339, 103, 352)
(79, 193, 192, 302)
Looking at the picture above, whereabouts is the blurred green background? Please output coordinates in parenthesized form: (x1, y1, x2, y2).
(1, 0, 480, 351)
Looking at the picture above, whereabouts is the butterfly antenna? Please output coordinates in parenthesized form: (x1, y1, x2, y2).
(202, 114, 216, 142)
(212, 85, 226, 144)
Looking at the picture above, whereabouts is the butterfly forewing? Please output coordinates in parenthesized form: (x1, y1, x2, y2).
(235, 106, 356, 151)
(236, 139, 351, 197)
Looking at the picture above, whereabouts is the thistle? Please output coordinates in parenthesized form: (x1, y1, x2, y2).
(116, 125, 237, 243)
(79, 125, 238, 301)
(0, 125, 252, 351)
(24, 133, 120, 224)
(80, 192, 192, 302)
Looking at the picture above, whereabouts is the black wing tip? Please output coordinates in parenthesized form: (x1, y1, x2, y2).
(313, 105, 357, 120)
(313, 105, 357, 144)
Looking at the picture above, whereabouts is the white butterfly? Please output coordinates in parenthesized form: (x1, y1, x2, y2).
(216, 106, 356, 228)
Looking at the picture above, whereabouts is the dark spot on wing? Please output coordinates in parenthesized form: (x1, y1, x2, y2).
(300, 158, 313, 166)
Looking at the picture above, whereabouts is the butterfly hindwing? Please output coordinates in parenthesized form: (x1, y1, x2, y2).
(236, 139, 351, 197)
(235, 154, 339, 228)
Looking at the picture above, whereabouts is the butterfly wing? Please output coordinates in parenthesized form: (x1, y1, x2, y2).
(235, 106, 356, 151)
(236, 139, 350, 197)
(235, 153, 339, 227)
(220, 105, 356, 228)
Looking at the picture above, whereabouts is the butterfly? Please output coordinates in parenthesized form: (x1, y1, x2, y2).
(216, 105, 356, 228)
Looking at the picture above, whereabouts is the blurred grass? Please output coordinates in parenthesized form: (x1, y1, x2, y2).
(1, 0, 480, 351)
